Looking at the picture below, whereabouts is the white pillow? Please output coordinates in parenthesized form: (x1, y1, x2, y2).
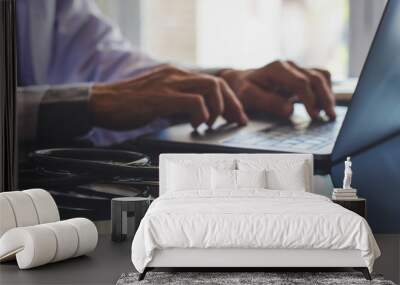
(236, 169, 267, 189)
(211, 169, 237, 190)
(167, 162, 211, 191)
(211, 169, 268, 191)
(266, 167, 307, 191)
(237, 159, 309, 191)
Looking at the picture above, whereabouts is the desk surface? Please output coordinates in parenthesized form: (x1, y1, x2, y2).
(0, 235, 132, 285)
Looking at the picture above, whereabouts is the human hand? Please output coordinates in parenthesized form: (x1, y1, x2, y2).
(219, 60, 336, 120)
(89, 65, 248, 130)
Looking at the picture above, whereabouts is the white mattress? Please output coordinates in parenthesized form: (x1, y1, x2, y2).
(131, 190, 380, 273)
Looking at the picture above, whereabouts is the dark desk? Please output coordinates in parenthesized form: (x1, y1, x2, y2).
(0, 236, 133, 285)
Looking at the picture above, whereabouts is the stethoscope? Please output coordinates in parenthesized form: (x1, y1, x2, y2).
(28, 148, 159, 188)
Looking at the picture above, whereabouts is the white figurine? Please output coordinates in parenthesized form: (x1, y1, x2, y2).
(343, 157, 353, 189)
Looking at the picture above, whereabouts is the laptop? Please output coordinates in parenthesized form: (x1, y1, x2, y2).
(138, 0, 400, 166)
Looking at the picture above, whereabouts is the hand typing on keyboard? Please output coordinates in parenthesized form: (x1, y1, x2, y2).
(219, 60, 336, 121)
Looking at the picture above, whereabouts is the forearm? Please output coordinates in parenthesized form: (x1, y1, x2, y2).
(17, 84, 93, 145)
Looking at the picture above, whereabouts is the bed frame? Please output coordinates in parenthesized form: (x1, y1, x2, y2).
(139, 248, 371, 280)
(138, 154, 372, 281)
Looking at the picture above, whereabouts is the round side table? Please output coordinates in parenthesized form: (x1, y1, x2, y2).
(111, 196, 153, 242)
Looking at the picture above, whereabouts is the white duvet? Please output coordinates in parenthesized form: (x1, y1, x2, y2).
(131, 190, 380, 273)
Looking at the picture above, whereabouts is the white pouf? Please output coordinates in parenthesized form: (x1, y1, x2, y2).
(0, 225, 57, 268)
(65, 218, 98, 257)
(1, 191, 39, 227)
(42, 221, 79, 262)
(24, 188, 60, 224)
(0, 218, 98, 269)
(0, 196, 17, 237)
(0, 189, 98, 269)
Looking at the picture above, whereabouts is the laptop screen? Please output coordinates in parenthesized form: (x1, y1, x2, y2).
(332, 0, 400, 162)
(331, 0, 400, 233)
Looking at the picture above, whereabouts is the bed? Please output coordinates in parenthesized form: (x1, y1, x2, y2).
(131, 154, 380, 280)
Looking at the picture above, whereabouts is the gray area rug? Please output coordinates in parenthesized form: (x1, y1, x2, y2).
(117, 272, 396, 285)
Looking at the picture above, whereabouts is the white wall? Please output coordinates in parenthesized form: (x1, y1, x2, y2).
(98, 0, 386, 78)
(141, 0, 198, 65)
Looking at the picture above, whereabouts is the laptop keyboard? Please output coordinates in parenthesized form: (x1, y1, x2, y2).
(223, 120, 342, 151)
